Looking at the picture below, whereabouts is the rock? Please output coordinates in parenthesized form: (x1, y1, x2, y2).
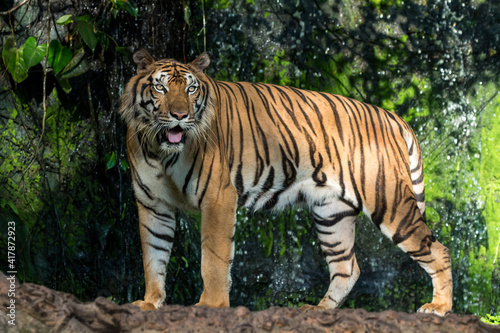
(0, 272, 498, 333)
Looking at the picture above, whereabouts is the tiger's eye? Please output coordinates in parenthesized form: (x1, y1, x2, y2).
(187, 86, 197, 93)
(154, 84, 165, 93)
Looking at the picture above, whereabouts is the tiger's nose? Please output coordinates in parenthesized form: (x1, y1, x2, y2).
(171, 111, 188, 120)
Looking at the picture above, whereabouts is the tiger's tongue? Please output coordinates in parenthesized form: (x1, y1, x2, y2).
(168, 130, 183, 143)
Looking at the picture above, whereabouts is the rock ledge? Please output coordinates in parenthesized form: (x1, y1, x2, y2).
(1, 272, 498, 333)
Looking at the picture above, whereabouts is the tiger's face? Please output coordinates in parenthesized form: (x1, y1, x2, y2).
(120, 50, 212, 154)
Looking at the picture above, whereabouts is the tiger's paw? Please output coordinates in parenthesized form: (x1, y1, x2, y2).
(194, 300, 229, 308)
(132, 300, 158, 311)
(194, 301, 209, 307)
(301, 304, 327, 312)
(417, 303, 451, 316)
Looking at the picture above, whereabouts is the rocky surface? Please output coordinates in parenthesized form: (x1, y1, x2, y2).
(1, 272, 498, 333)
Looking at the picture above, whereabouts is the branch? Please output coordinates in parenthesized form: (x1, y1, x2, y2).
(0, 0, 28, 15)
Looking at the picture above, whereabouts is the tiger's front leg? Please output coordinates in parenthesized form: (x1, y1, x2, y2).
(196, 186, 237, 308)
(133, 201, 176, 310)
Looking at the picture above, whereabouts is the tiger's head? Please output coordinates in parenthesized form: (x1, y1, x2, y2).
(120, 50, 213, 154)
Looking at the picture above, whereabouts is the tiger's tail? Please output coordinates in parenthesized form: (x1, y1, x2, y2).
(405, 129, 426, 220)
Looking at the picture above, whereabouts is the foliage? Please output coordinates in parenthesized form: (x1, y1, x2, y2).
(0, 0, 142, 303)
(481, 314, 500, 326)
(2, 1, 137, 88)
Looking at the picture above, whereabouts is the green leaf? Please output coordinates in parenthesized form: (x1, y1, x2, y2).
(116, 0, 139, 17)
(96, 33, 106, 50)
(56, 14, 73, 25)
(181, 256, 189, 268)
(22, 37, 47, 69)
(121, 203, 127, 219)
(75, 18, 98, 52)
(184, 4, 190, 26)
(56, 78, 72, 93)
(1, 199, 19, 216)
(121, 159, 130, 171)
(2, 36, 28, 83)
(57, 78, 73, 94)
(110, 6, 118, 19)
(48, 40, 73, 75)
(59, 47, 89, 79)
(116, 46, 133, 60)
(105, 152, 116, 170)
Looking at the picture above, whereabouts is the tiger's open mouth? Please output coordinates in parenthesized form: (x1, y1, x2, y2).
(157, 126, 185, 145)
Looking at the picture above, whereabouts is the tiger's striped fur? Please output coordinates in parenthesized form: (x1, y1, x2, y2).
(120, 50, 452, 315)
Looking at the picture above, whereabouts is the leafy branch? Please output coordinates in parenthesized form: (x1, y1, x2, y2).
(1, 0, 138, 90)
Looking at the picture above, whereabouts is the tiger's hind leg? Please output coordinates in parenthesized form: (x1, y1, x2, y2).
(376, 196, 453, 316)
(302, 199, 360, 311)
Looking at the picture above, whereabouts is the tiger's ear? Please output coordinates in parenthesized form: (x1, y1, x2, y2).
(191, 52, 210, 71)
(133, 49, 155, 74)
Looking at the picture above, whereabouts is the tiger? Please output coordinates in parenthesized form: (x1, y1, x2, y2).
(119, 49, 453, 315)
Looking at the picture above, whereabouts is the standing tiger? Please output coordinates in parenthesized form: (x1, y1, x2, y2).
(119, 49, 453, 315)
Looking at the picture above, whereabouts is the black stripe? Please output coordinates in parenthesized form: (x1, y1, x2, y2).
(406, 235, 436, 257)
(136, 199, 175, 221)
(274, 85, 301, 132)
(252, 83, 277, 126)
(347, 159, 363, 211)
(183, 149, 200, 195)
(280, 146, 297, 187)
(392, 207, 425, 244)
(296, 99, 317, 136)
(383, 111, 409, 169)
(261, 192, 279, 210)
(346, 99, 367, 201)
(371, 158, 387, 228)
(234, 83, 266, 185)
(323, 248, 347, 257)
(316, 229, 333, 235)
(351, 100, 372, 146)
(408, 138, 414, 155)
(412, 173, 424, 185)
(307, 93, 332, 163)
(328, 94, 350, 146)
(165, 153, 180, 169)
(410, 158, 422, 173)
(332, 139, 345, 197)
(415, 191, 425, 202)
(147, 242, 170, 253)
(319, 240, 342, 248)
(390, 174, 402, 223)
(331, 273, 351, 282)
(251, 102, 270, 165)
(328, 247, 355, 263)
(313, 210, 358, 227)
(262, 167, 275, 193)
(198, 153, 215, 208)
(339, 198, 360, 213)
(312, 153, 327, 186)
(261, 84, 300, 166)
(235, 164, 245, 197)
(360, 102, 380, 151)
(196, 143, 208, 193)
(142, 223, 175, 243)
(131, 168, 154, 201)
(131, 77, 141, 105)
